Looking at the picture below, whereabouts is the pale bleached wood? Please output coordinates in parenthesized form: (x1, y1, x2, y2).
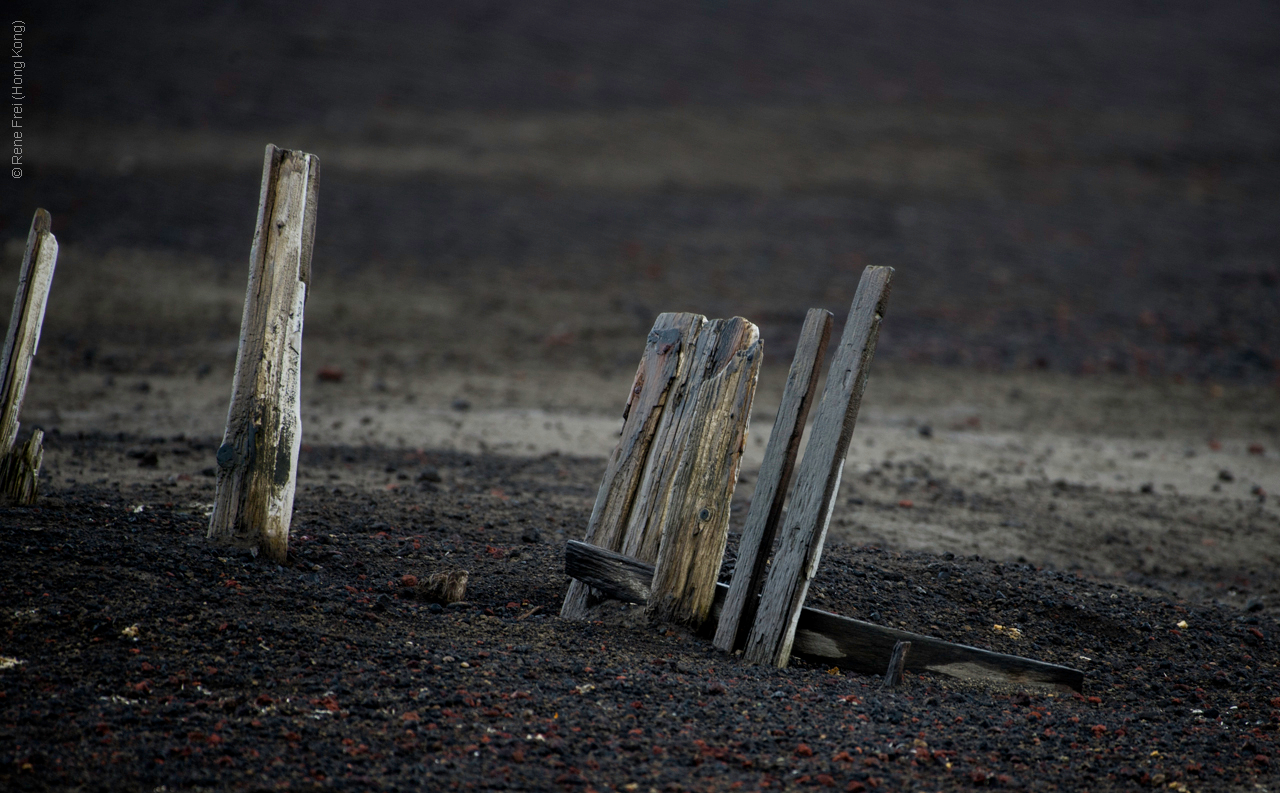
(646, 335, 762, 627)
(209, 145, 319, 562)
(744, 266, 894, 668)
(560, 312, 701, 620)
(0, 209, 58, 505)
(714, 308, 832, 652)
(619, 317, 755, 564)
(564, 540, 1084, 691)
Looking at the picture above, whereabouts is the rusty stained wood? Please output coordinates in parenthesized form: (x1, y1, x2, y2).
(564, 540, 1084, 691)
(209, 145, 319, 562)
(744, 266, 894, 668)
(0, 209, 58, 505)
(646, 334, 762, 628)
(714, 308, 832, 652)
(560, 312, 702, 620)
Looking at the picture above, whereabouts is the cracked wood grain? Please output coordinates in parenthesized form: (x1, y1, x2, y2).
(744, 266, 894, 668)
(715, 307, 832, 652)
(0, 209, 58, 505)
(209, 145, 319, 563)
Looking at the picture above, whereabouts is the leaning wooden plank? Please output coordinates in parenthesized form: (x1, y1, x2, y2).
(744, 266, 894, 668)
(0, 209, 58, 504)
(715, 308, 833, 652)
(647, 336, 762, 628)
(209, 144, 319, 563)
(620, 317, 756, 565)
(564, 540, 1085, 691)
(560, 312, 701, 620)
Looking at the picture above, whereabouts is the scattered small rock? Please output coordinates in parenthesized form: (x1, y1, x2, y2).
(415, 570, 468, 604)
(451, 399, 471, 411)
(1218, 469, 1234, 482)
(317, 366, 344, 383)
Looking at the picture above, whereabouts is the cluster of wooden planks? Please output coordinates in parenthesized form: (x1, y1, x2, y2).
(561, 265, 1086, 691)
(560, 313, 763, 628)
(0, 209, 59, 505)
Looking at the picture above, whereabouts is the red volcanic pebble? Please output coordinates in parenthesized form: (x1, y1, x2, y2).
(898, 499, 914, 508)
(795, 743, 814, 757)
(400, 574, 419, 588)
(317, 366, 345, 382)
(1249, 443, 1266, 455)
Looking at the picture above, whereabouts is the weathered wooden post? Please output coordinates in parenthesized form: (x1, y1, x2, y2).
(743, 266, 894, 668)
(0, 209, 58, 505)
(645, 331, 762, 626)
(714, 308, 832, 652)
(208, 145, 319, 562)
(561, 314, 761, 625)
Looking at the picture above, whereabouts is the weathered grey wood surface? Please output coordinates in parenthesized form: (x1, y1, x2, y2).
(619, 318, 755, 564)
(564, 540, 655, 604)
(209, 145, 319, 562)
(744, 266, 894, 668)
(562, 314, 761, 624)
(714, 308, 832, 652)
(564, 540, 1085, 691)
(882, 640, 911, 688)
(0, 209, 58, 505)
(647, 335, 762, 627)
(560, 312, 701, 620)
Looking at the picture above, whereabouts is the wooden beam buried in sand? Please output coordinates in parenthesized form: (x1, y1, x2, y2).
(560, 312, 701, 620)
(564, 540, 1085, 692)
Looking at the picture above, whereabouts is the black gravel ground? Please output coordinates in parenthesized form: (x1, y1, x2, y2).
(1, 435, 1277, 791)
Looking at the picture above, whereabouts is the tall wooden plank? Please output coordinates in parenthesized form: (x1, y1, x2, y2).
(743, 266, 893, 667)
(0, 209, 58, 504)
(619, 317, 757, 564)
(646, 336, 762, 627)
(714, 308, 832, 652)
(560, 312, 701, 620)
(208, 145, 319, 562)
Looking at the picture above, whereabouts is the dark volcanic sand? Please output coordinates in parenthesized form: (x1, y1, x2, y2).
(1, 435, 1277, 791)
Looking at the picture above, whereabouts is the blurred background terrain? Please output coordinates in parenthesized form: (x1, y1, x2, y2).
(4, 0, 1279, 603)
